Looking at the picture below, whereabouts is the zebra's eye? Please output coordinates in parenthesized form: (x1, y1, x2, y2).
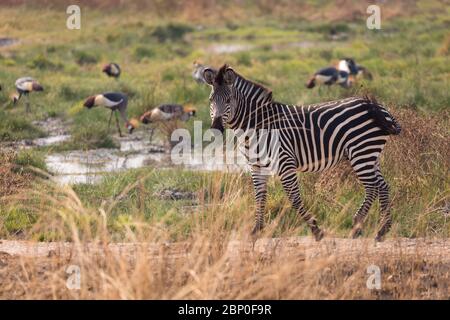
(226, 98, 231, 104)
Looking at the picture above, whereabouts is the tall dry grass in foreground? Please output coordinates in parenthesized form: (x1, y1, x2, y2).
(0, 190, 449, 299)
(0, 166, 449, 299)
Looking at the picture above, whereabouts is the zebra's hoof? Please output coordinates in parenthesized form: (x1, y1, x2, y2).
(251, 225, 263, 237)
(351, 227, 363, 239)
(313, 229, 324, 241)
(374, 233, 385, 242)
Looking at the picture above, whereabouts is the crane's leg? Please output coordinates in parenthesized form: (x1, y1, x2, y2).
(149, 127, 154, 144)
(13, 92, 22, 105)
(25, 94, 30, 113)
(115, 111, 123, 137)
(108, 109, 114, 131)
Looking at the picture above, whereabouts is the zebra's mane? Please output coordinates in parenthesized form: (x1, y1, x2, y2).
(216, 64, 273, 102)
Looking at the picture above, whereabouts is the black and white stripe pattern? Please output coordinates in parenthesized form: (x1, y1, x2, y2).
(204, 65, 401, 241)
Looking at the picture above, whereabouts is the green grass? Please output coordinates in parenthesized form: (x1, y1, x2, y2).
(0, 3, 448, 149)
(0, 1, 449, 241)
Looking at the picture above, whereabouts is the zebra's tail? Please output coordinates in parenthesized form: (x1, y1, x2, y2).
(306, 76, 316, 89)
(367, 101, 402, 135)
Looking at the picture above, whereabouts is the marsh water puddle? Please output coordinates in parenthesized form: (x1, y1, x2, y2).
(205, 40, 318, 54)
(46, 131, 169, 184)
(46, 130, 246, 185)
(0, 38, 19, 47)
(46, 147, 169, 184)
(30, 118, 71, 147)
(206, 43, 254, 54)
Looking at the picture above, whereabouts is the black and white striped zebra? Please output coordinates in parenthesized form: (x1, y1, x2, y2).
(203, 65, 401, 241)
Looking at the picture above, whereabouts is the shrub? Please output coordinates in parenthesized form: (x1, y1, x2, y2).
(28, 54, 62, 70)
(151, 23, 193, 42)
(133, 46, 155, 61)
(72, 50, 99, 65)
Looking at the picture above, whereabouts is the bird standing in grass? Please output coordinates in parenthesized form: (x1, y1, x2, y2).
(192, 61, 214, 84)
(102, 63, 121, 79)
(338, 58, 373, 81)
(140, 104, 196, 143)
(83, 92, 137, 137)
(354, 64, 373, 80)
(13, 77, 44, 113)
(140, 104, 196, 123)
(306, 67, 352, 89)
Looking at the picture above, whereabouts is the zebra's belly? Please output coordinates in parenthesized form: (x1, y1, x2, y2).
(297, 155, 345, 173)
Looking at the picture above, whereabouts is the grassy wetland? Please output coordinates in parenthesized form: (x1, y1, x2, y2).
(0, 0, 449, 299)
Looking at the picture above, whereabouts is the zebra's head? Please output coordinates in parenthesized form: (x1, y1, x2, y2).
(203, 64, 237, 133)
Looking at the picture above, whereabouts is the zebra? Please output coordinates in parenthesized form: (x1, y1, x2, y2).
(203, 64, 401, 241)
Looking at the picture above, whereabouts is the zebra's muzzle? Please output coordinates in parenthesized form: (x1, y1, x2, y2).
(211, 117, 224, 133)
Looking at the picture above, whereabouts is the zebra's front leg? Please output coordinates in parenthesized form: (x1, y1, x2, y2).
(279, 167, 324, 241)
(250, 167, 268, 235)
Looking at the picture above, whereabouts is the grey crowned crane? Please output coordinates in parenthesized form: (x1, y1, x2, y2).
(13, 77, 44, 113)
(83, 92, 137, 137)
(354, 64, 373, 80)
(306, 67, 352, 89)
(140, 104, 197, 143)
(338, 58, 373, 81)
(102, 63, 121, 78)
(192, 61, 215, 84)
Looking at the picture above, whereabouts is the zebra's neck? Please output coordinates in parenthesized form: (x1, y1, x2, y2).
(228, 75, 274, 131)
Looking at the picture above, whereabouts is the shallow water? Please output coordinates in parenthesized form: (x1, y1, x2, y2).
(33, 134, 71, 147)
(46, 130, 247, 185)
(0, 38, 19, 47)
(46, 148, 170, 184)
(205, 40, 317, 54)
(206, 43, 254, 54)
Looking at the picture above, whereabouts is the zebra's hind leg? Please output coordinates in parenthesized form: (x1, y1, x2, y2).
(350, 183, 378, 238)
(279, 167, 323, 241)
(250, 167, 268, 235)
(375, 172, 392, 242)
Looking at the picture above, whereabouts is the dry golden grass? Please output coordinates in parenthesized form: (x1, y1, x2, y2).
(0, 213, 449, 299)
(0, 151, 31, 198)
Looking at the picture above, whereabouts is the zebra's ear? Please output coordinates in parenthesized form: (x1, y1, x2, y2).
(223, 68, 236, 85)
(203, 68, 216, 85)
